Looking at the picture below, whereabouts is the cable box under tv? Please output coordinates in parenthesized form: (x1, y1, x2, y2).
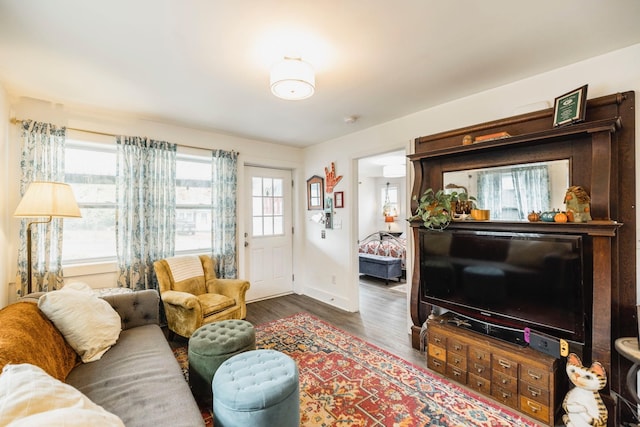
(439, 311, 527, 347)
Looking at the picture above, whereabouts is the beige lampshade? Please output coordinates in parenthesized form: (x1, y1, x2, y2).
(14, 181, 82, 218)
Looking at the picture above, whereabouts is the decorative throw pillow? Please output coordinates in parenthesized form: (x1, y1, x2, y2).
(38, 285, 121, 363)
(0, 363, 124, 426)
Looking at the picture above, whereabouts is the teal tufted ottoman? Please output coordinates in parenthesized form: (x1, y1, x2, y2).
(188, 319, 255, 403)
(213, 349, 300, 427)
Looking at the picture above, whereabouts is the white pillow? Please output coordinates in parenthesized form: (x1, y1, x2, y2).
(0, 363, 124, 426)
(38, 286, 122, 363)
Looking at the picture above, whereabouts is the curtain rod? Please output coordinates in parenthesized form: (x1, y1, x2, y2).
(9, 117, 235, 153)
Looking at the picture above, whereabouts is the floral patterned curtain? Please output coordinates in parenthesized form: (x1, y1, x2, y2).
(116, 136, 176, 290)
(211, 150, 238, 278)
(17, 120, 67, 295)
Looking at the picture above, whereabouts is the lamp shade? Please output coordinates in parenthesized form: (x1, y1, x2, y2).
(270, 57, 315, 100)
(14, 181, 81, 218)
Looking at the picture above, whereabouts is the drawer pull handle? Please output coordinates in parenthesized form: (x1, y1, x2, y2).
(432, 360, 442, 367)
(527, 370, 541, 380)
(501, 391, 511, 399)
(527, 401, 541, 413)
(498, 359, 511, 369)
(434, 337, 441, 344)
(434, 350, 441, 356)
(475, 364, 484, 373)
(476, 381, 483, 388)
(528, 385, 541, 397)
(453, 370, 461, 377)
(501, 378, 509, 385)
(453, 357, 460, 365)
(454, 344, 462, 351)
(476, 354, 484, 360)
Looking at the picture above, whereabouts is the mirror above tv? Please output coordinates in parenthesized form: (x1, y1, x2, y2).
(443, 159, 569, 221)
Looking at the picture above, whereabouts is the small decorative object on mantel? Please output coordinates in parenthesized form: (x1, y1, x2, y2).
(527, 211, 541, 222)
(461, 134, 473, 145)
(562, 353, 608, 427)
(564, 186, 592, 223)
(473, 131, 511, 143)
(324, 162, 343, 194)
(553, 84, 588, 127)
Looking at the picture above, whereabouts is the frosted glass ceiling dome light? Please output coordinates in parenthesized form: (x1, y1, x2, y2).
(270, 57, 315, 100)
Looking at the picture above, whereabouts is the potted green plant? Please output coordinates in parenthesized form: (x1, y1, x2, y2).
(409, 188, 454, 230)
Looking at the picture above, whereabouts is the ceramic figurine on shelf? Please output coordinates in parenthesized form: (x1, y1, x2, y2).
(562, 353, 607, 427)
(564, 186, 592, 223)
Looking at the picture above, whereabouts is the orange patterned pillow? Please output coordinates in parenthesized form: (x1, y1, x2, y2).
(0, 301, 78, 381)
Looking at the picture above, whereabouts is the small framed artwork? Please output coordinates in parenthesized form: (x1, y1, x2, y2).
(334, 191, 344, 208)
(553, 84, 588, 127)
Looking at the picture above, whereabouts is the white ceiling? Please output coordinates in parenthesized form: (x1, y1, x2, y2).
(1, 1, 639, 147)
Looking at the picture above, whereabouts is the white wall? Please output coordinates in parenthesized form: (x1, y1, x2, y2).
(0, 82, 9, 307)
(300, 43, 640, 312)
(3, 98, 304, 306)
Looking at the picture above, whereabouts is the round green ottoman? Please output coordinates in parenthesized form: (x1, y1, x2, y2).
(213, 349, 300, 427)
(188, 319, 255, 403)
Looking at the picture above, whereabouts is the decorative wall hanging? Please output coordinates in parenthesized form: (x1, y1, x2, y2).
(306, 175, 324, 210)
(324, 162, 343, 194)
(334, 191, 344, 208)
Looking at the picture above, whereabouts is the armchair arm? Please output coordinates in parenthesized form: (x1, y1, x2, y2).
(160, 290, 204, 337)
(206, 279, 250, 318)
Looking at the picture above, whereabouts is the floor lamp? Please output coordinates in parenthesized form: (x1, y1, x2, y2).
(14, 181, 81, 294)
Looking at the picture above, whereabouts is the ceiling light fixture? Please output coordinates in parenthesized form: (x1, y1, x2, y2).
(270, 57, 315, 100)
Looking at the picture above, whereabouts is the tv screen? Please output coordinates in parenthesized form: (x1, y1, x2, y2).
(420, 229, 586, 343)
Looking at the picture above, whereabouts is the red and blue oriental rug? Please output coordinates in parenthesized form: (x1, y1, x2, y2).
(173, 312, 539, 426)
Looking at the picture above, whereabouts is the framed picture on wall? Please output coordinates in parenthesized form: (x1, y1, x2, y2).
(334, 191, 344, 208)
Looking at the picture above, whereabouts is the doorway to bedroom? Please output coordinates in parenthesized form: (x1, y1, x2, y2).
(356, 150, 408, 292)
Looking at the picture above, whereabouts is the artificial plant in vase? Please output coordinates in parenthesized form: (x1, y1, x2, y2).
(410, 189, 477, 229)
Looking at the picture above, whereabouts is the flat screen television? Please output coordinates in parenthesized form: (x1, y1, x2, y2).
(419, 229, 588, 346)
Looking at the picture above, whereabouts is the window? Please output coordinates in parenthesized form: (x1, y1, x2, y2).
(252, 176, 284, 237)
(63, 140, 117, 263)
(175, 154, 213, 252)
(381, 183, 399, 217)
(63, 139, 216, 264)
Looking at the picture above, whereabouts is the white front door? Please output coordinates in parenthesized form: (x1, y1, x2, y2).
(244, 166, 293, 301)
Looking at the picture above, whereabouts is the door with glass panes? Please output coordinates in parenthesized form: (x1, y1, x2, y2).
(244, 166, 293, 300)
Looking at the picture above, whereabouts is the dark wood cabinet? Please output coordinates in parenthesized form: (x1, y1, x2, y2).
(410, 92, 636, 425)
(427, 314, 562, 425)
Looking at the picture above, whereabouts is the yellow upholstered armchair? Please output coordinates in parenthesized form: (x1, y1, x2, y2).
(153, 255, 250, 339)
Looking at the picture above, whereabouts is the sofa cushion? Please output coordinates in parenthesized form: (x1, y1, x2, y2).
(66, 324, 204, 427)
(38, 287, 122, 363)
(0, 302, 77, 381)
(0, 363, 124, 426)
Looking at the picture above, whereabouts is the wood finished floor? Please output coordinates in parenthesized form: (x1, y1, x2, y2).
(244, 276, 425, 366)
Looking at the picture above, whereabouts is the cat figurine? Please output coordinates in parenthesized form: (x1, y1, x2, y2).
(562, 353, 607, 427)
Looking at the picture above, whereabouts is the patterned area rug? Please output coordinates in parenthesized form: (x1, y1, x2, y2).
(173, 312, 539, 426)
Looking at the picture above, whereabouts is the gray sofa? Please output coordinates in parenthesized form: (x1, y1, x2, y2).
(3, 290, 204, 427)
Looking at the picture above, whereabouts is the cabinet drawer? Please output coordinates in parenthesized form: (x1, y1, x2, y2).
(427, 356, 446, 375)
(491, 370, 517, 393)
(447, 337, 467, 355)
(428, 343, 446, 361)
(519, 396, 550, 423)
(468, 373, 491, 395)
(519, 381, 550, 405)
(446, 364, 467, 383)
(520, 364, 550, 388)
(470, 361, 491, 379)
(428, 331, 447, 347)
(491, 385, 518, 408)
(447, 352, 467, 370)
(492, 354, 518, 378)
(469, 346, 490, 363)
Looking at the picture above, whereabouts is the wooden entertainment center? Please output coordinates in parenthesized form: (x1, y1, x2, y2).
(409, 92, 636, 425)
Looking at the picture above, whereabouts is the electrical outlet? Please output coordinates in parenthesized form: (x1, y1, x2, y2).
(321, 230, 326, 239)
